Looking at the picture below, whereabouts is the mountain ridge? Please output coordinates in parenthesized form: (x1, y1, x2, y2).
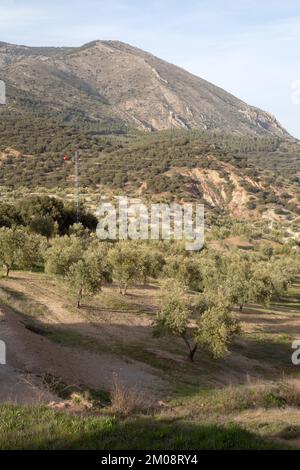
(0, 40, 292, 137)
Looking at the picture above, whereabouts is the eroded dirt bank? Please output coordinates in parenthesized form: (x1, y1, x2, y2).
(0, 303, 165, 405)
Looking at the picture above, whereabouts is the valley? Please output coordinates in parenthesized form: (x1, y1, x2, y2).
(0, 38, 299, 452)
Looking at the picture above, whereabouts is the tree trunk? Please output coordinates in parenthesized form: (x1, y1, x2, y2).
(189, 345, 198, 362)
(77, 289, 83, 308)
(239, 304, 243, 311)
(181, 333, 197, 362)
(5, 265, 10, 277)
(123, 284, 128, 296)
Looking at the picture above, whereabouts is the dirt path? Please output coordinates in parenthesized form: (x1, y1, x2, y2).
(0, 308, 55, 404)
(0, 299, 166, 405)
(2, 273, 154, 344)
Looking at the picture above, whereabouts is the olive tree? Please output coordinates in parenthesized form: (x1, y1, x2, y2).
(224, 256, 252, 311)
(66, 259, 103, 308)
(45, 235, 84, 276)
(0, 227, 41, 277)
(154, 280, 239, 362)
(108, 242, 144, 295)
(163, 254, 203, 291)
(223, 254, 280, 311)
(84, 242, 113, 285)
(195, 304, 240, 359)
(18, 232, 43, 272)
(139, 247, 165, 285)
(249, 256, 298, 304)
(29, 215, 54, 242)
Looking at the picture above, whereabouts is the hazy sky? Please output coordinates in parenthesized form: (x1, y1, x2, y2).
(1, 0, 300, 137)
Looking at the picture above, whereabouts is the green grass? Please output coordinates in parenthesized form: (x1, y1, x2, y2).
(172, 380, 300, 416)
(0, 404, 287, 450)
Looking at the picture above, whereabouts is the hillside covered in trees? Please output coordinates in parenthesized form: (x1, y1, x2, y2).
(0, 113, 299, 223)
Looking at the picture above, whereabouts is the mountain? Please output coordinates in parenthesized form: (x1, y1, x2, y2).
(0, 41, 299, 224)
(0, 40, 291, 137)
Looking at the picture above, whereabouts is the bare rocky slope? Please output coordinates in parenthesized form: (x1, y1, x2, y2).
(0, 40, 291, 136)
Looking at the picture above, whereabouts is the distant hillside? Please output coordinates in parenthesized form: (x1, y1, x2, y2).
(0, 129, 299, 223)
(0, 40, 293, 136)
(0, 40, 299, 223)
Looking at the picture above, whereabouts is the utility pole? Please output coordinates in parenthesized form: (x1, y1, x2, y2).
(72, 149, 80, 223)
(63, 149, 81, 222)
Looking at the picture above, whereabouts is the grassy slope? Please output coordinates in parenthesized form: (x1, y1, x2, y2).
(0, 404, 286, 450)
(0, 272, 300, 449)
(0, 272, 299, 393)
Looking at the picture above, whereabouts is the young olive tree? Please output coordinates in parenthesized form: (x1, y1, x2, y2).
(108, 242, 144, 295)
(66, 259, 103, 308)
(154, 280, 239, 362)
(224, 257, 252, 311)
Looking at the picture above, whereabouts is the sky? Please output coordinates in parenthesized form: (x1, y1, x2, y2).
(1, 0, 300, 137)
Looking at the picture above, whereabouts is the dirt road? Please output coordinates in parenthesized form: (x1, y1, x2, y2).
(0, 299, 165, 405)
